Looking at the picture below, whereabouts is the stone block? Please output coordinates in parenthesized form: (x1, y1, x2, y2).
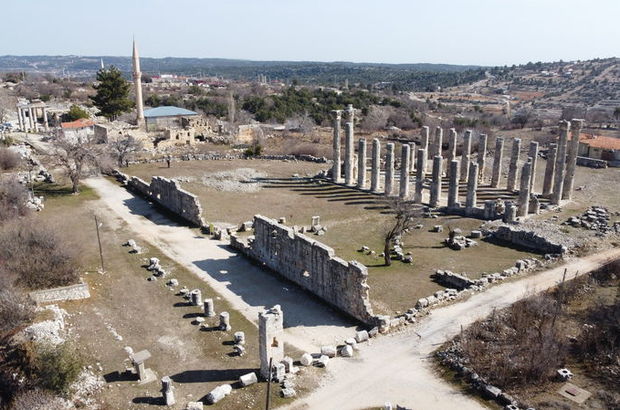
(281, 387, 297, 398)
(340, 345, 354, 357)
(186, 402, 204, 410)
(316, 355, 329, 367)
(239, 372, 257, 387)
(320, 345, 337, 358)
(300, 353, 313, 366)
(205, 384, 232, 404)
(355, 330, 369, 343)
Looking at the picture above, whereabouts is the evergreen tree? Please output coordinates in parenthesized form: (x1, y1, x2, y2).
(89, 66, 133, 120)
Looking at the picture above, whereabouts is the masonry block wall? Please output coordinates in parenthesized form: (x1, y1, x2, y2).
(245, 215, 376, 324)
(127, 176, 205, 227)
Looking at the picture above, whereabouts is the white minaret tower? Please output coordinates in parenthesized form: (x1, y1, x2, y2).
(132, 39, 145, 124)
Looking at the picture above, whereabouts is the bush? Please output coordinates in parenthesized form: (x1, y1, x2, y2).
(0, 147, 21, 170)
(0, 177, 30, 222)
(34, 342, 84, 395)
(62, 104, 90, 122)
(0, 219, 80, 290)
(10, 388, 66, 410)
(244, 143, 263, 157)
(0, 284, 34, 336)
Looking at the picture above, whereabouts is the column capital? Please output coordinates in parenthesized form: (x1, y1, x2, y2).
(558, 119, 571, 130)
(570, 119, 584, 131)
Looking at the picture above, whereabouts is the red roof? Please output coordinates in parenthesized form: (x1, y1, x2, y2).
(579, 133, 620, 150)
(61, 118, 95, 129)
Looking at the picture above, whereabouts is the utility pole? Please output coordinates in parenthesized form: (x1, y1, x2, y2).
(265, 357, 273, 410)
(94, 214, 105, 273)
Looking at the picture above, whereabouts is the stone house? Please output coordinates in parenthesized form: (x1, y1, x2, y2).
(578, 133, 620, 165)
(144, 106, 199, 132)
(60, 118, 95, 141)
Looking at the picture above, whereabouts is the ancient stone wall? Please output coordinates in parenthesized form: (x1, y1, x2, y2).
(576, 156, 608, 168)
(126, 175, 205, 227)
(29, 283, 90, 304)
(484, 222, 580, 254)
(233, 215, 377, 325)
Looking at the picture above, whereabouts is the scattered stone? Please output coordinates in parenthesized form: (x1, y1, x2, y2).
(234, 331, 245, 345)
(557, 368, 573, 380)
(186, 402, 203, 410)
(320, 345, 337, 358)
(167, 279, 179, 287)
(340, 345, 354, 357)
(300, 353, 313, 366)
(233, 345, 246, 356)
(205, 384, 232, 404)
(355, 330, 369, 343)
(239, 372, 257, 387)
(316, 355, 329, 367)
(432, 225, 444, 232)
(470, 230, 482, 238)
(280, 387, 297, 398)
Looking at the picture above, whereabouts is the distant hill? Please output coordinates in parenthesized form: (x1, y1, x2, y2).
(0, 55, 485, 91)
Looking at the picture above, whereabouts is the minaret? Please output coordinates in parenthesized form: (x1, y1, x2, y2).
(100, 58, 104, 70)
(132, 39, 145, 123)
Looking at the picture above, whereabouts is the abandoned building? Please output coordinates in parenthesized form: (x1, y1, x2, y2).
(143, 106, 199, 132)
(60, 118, 95, 140)
(578, 133, 620, 166)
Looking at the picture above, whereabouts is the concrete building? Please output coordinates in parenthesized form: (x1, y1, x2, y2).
(143, 106, 199, 131)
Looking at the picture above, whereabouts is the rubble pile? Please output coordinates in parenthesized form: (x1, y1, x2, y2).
(564, 206, 620, 235)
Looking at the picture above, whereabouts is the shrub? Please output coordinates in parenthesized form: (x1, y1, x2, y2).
(34, 342, 84, 395)
(0, 284, 34, 336)
(0, 147, 20, 170)
(10, 388, 66, 410)
(62, 104, 90, 122)
(0, 177, 30, 222)
(0, 219, 80, 290)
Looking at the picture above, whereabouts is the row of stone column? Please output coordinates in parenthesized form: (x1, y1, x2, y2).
(16, 105, 49, 132)
(331, 112, 584, 213)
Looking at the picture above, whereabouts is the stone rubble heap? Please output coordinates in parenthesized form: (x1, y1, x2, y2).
(563, 206, 620, 235)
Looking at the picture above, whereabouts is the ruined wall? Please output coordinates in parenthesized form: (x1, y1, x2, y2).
(127, 175, 205, 227)
(29, 283, 90, 304)
(237, 215, 376, 325)
(484, 222, 580, 254)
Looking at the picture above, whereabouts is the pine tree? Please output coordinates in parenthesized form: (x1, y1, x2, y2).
(89, 66, 133, 120)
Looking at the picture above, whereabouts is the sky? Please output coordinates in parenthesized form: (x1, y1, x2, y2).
(2, 0, 619, 66)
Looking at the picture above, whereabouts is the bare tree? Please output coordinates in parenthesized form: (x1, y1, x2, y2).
(108, 134, 143, 167)
(382, 198, 424, 266)
(52, 134, 100, 193)
(361, 105, 390, 132)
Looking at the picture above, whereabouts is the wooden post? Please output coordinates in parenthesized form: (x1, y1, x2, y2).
(265, 357, 273, 410)
(94, 215, 105, 273)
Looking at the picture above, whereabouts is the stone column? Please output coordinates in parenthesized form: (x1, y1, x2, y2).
(460, 130, 472, 182)
(28, 107, 34, 131)
(562, 119, 584, 200)
(344, 121, 355, 185)
(203, 298, 215, 317)
(399, 144, 410, 199)
(384, 143, 395, 196)
(161, 376, 175, 406)
(432, 127, 443, 159)
(517, 159, 532, 217)
(331, 110, 342, 182)
(528, 141, 539, 192)
(551, 120, 570, 205)
(503, 202, 517, 223)
(42, 107, 49, 131)
(429, 155, 443, 207)
(32, 108, 39, 132)
(259, 305, 284, 379)
(371, 138, 381, 193)
(477, 134, 488, 183)
(420, 126, 430, 171)
(491, 137, 504, 188)
(17, 107, 24, 131)
(219, 312, 231, 331)
(506, 138, 521, 191)
(542, 143, 557, 197)
(414, 148, 426, 203)
(447, 128, 457, 175)
(357, 138, 367, 189)
(409, 142, 416, 172)
(465, 162, 479, 214)
(447, 159, 460, 208)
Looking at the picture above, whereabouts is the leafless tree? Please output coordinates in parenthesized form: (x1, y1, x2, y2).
(108, 134, 143, 167)
(382, 198, 424, 266)
(52, 134, 100, 193)
(360, 105, 390, 132)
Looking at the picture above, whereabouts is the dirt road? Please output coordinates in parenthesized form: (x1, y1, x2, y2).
(86, 177, 357, 353)
(284, 248, 620, 410)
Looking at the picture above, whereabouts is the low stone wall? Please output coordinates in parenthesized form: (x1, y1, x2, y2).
(29, 283, 90, 304)
(127, 152, 328, 165)
(483, 221, 579, 254)
(122, 174, 205, 227)
(231, 215, 377, 325)
(577, 156, 607, 168)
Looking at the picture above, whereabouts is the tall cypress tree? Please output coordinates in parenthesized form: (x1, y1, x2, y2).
(89, 66, 134, 120)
